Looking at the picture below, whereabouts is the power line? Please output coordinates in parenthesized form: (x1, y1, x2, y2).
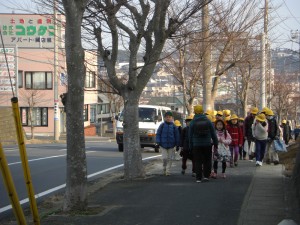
(282, 0, 300, 26)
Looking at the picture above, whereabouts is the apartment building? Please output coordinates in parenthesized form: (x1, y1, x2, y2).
(0, 13, 104, 137)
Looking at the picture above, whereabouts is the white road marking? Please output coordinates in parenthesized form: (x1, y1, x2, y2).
(0, 155, 161, 213)
(7, 151, 96, 166)
(8, 154, 66, 166)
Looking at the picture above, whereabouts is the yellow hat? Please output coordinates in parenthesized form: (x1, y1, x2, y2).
(174, 120, 181, 127)
(216, 111, 223, 116)
(266, 109, 274, 116)
(230, 114, 239, 120)
(185, 115, 194, 121)
(214, 110, 217, 116)
(282, 120, 287, 124)
(194, 105, 204, 114)
(261, 107, 269, 113)
(223, 109, 231, 116)
(238, 117, 244, 121)
(250, 107, 259, 115)
(205, 109, 213, 115)
(206, 114, 213, 122)
(256, 113, 266, 122)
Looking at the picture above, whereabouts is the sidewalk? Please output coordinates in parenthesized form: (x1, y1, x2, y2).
(238, 163, 300, 225)
(36, 159, 300, 225)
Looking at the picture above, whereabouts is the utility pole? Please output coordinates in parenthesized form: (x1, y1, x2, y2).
(179, 47, 187, 115)
(202, 0, 212, 111)
(264, 0, 272, 108)
(260, 33, 266, 110)
(53, 0, 60, 141)
(260, 0, 268, 110)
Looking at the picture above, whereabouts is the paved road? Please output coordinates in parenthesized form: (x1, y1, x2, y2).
(0, 141, 159, 218)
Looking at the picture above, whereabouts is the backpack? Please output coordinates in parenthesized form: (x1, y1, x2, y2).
(193, 117, 210, 137)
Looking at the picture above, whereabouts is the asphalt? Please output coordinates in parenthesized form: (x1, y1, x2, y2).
(32, 157, 299, 225)
(2, 135, 300, 225)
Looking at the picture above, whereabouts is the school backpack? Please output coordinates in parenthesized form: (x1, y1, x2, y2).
(193, 117, 210, 137)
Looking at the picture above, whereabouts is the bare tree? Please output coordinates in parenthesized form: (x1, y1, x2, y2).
(271, 74, 298, 122)
(161, 30, 203, 115)
(209, 0, 263, 110)
(158, 0, 263, 114)
(61, 0, 89, 212)
(83, 0, 209, 180)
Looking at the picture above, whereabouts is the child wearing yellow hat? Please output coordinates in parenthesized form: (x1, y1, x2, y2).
(174, 120, 182, 160)
(252, 113, 268, 166)
(244, 106, 259, 160)
(179, 115, 195, 176)
(226, 114, 243, 167)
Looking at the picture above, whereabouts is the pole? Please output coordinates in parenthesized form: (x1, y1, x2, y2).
(0, 141, 27, 225)
(264, 0, 271, 108)
(260, 33, 266, 110)
(54, 0, 60, 141)
(202, 0, 212, 111)
(11, 97, 40, 225)
(100, 110, 103, 137)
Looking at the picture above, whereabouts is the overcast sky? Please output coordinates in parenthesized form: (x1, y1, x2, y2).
(0, 0, 299, 50)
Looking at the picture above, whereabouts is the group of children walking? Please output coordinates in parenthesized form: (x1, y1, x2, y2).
(156, 105, 280, 182)
(156, 108, 245, 180)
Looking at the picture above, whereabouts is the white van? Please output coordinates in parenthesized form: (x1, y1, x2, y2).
(115, 105, 171, 152)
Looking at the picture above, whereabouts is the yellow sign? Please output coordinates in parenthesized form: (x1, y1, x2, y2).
(0, 107, 17, 145)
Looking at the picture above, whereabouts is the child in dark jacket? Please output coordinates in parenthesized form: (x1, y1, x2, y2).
(226, 114, 243, 167)
(179, 115, 195, 176)
(238, 118, 246, 160)
(156, 111, 180, 176)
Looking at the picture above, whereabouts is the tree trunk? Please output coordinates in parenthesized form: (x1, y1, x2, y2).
(202, 1, 212, 111)
(211, 76, 221, 111)
(62, 0, 88, 212)
(122, 94, 144, 179)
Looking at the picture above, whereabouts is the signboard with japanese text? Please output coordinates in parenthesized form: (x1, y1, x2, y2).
(0, 45, 17, 93)
(0, 14, 64, 49)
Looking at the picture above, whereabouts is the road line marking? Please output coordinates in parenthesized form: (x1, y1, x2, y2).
(0, 155, 161, 214)
(58, 149, 66, 151)
(8, 155, 66, 166)
(8, 151, 97, 166)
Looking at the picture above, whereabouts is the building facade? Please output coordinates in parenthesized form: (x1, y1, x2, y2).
(0, 13, 104, 137)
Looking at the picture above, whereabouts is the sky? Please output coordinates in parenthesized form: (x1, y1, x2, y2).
(0, 0, 299, 50)
(270, 0, 300, 50)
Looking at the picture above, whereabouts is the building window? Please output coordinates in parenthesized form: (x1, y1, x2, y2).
(85, 71, 95, 88)
(90, 105, 96, 123)
(83, 104, 89, 121)
(18, 71, 23, 88)
(25, 72, 52, 89)
(20, 107, 48, 126)
(98, 103, 110, 114)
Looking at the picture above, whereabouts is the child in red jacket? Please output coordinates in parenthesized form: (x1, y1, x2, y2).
(226, 114, 243, 167)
